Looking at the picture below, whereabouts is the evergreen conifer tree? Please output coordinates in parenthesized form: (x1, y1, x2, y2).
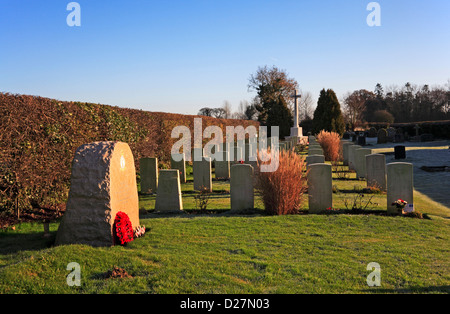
(313, 89, 345, 135)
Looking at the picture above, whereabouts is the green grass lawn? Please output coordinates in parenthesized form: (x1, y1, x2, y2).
(0, 160, 449, 294)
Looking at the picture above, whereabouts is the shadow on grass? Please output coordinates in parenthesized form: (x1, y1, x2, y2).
(332, 177, 364, 181)
(364, 285, 450, 294)
(0, 231, 56, 255)
(142, 208, 431, 221)
(179, 189, 230, 195)
(142, 208, 268, 219)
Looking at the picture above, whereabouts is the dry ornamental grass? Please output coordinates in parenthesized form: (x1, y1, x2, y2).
(316, 130, 342, 162)
(255, 149, 307, 215)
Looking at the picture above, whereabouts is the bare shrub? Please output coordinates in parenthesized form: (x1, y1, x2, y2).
(194, 186, 211, 212)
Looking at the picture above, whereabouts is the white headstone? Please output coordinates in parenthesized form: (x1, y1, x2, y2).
(307, 163, 332, 213)
(308, 136, 317, 144)
(308, 148, 323, 156)
(193, 157, 212, 192)
(215, 150, 230, 179)
(233, 145, 243, 163)
(355, 148, 372, 179)
(342, 142, 353, 166)
(230, 164, 254, 212)
(348, 145, 361, 171)
(140, 157, 158, 194)
(306, 154, 325, 165)
(387, 162, 414, 214)
(171, 153, 186, 183)
(155, 170, 183, 213)
(366, 154, 386, 191)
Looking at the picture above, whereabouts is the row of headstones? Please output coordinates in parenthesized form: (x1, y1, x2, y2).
(148, 162, 254, 214)
(307, 135, 323, 157)
(342, 142, 407, 179)
(346, 126, 433, 145)
(375, 127, 407, 144)
(305, 139, 413, 214)
(345, 128, 403, 143)
(140, 137, 299, 213)
(140, 139, 297, 194)
(370, 125, 433, 142)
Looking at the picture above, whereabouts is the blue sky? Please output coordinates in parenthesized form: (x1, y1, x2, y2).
(1, 0, 449, 115)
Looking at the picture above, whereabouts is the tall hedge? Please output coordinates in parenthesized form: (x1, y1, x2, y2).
(0, 93, 259, 213)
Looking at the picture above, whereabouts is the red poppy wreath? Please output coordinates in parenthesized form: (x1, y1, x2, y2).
(114, 211, 134, 245)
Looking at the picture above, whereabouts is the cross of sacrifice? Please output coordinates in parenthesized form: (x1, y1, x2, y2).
(290, 89, 301, 128)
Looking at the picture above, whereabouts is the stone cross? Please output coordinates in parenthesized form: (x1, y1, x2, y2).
(290, 89, 301, 128)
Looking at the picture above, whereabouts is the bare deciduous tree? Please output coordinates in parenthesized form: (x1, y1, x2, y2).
(298, 91, 314, 121)
(248, 65, 299, 114)
(343, 90, 375, 127)
(222, 101, 232, 119)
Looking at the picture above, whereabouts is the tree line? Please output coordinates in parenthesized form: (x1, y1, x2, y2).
(197, 100, 257, 121)
(342, 82, 450, 128)
(198, 65, 449, 137)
